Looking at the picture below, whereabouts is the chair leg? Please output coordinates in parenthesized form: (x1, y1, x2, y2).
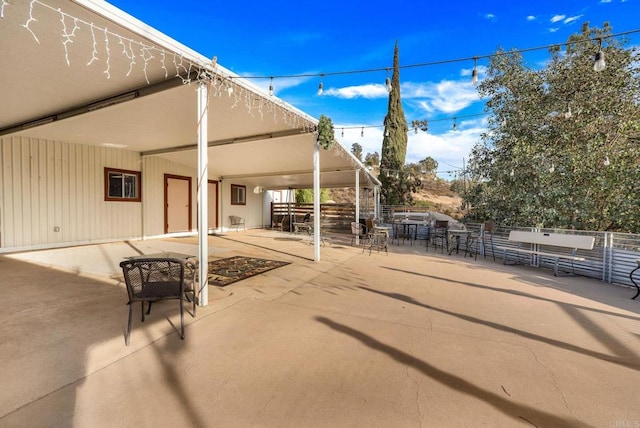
(179, 298, 185, 340)
(126, 303, 133, 346)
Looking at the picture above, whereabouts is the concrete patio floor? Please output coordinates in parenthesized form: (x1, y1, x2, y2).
(1, 230, 639, 427)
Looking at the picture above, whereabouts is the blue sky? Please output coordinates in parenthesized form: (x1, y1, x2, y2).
(109, 0, 639, 178)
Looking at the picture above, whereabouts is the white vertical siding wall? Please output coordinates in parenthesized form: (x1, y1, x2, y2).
(0, 136, 143, 250)
(222, 180, 264, 231)
(0, 136, 265, 250)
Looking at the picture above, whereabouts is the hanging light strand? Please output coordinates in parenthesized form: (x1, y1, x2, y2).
(225, 29, 640, 82)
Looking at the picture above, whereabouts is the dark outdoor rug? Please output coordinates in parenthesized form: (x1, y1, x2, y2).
(208, 256, 290, 287)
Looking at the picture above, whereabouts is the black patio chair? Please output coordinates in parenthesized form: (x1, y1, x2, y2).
(482, 221, 496, 260)
(120, 258, 190, 346)
(432, 220, 449, 253)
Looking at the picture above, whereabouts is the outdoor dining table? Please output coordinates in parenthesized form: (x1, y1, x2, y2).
(392, 220, 429, 245)
(126, 252, 195, 260)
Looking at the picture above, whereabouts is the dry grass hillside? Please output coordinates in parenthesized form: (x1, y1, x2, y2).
(327, 177, 464, 220)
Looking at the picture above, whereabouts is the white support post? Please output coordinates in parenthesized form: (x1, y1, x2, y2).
(355, 170, 360, 245)
(197, 81, 209, 306)
(313, 137, 320, 261)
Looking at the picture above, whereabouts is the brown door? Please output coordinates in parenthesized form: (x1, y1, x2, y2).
(165, 175, 191, 233)
(208, 180, 219, 231)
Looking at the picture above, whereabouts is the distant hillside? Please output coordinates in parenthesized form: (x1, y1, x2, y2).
(327, 176, 464, 220)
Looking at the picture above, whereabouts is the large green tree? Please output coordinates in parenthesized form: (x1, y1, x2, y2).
(464, 23, 640, 232)
(379, 42, 418, 205)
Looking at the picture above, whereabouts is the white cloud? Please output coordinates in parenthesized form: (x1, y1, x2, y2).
(526, 15, 536, 21)
(322, 77, 482, 115)
(323, 83, 388, 99)
(405, 121, 485, 176)
(407, 80, 481, 114)
(334, 118, 487, 180)
(549, 27, 560, 33)
(564, 15, 583, 24)
(550, 14, 566, 23)
(600, 0, 612, 3)
(484, 13, 496, 20)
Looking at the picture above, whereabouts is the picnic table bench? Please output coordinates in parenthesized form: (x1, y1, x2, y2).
(496, 230, 595, 276)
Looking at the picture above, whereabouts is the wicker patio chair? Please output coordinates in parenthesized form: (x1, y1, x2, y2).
(120, 258, 189, 346)
(350, 221, 368, 247)
(229, 215, 245, 232)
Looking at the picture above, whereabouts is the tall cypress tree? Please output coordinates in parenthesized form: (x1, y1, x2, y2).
(380, 42, 409, 205)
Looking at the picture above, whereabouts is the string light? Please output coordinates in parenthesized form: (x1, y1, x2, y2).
(603, 156, 611, 166)
(471, 56, 479, 85)
(564, 104, 572, 119)
(594, 38, 606, 72)
(3, 0, 318, 139)
(222, 29, 640, 88)
(361, 127, 364, 137)
(452, 117, 457, 131)
(384, 68, 392, 92)
(0, 0, 10, 19)
(9, 0, 637, 145)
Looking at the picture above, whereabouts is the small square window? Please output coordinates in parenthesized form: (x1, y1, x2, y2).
(231, 184, 246, 205)
(105, 168, 141, 202)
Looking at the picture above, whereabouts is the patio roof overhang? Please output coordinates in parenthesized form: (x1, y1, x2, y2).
(0, 0, 380, 190)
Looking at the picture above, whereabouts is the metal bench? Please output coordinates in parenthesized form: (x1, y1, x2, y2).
(496, 231, 595, 276)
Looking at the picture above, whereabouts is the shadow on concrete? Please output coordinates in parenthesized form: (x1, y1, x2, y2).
(0, 256, 203, 426)
(357, 286, 640, 372)
(381, 266, 640, 321)
(315, 316, 590, 428)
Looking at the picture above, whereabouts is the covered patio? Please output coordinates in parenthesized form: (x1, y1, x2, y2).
(1, 230, 639, 426)
(0, 0, 379, 308)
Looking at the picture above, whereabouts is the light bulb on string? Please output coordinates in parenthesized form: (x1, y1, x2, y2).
(549, 163, 555, 173)
(564, 104, 572, 119)
(384, 68, 392, 92)
(471, 56, 478, 85)
(341, 128, 344, 138)
(317, 75, 324, 96)
(360, 127, 364, 137)
(604, 156, 611, 166)
(385, 128, 389, 137)
(268, 76, 274, 96)
(452, 117, 457, 131)
(594, 38, 606, 72)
